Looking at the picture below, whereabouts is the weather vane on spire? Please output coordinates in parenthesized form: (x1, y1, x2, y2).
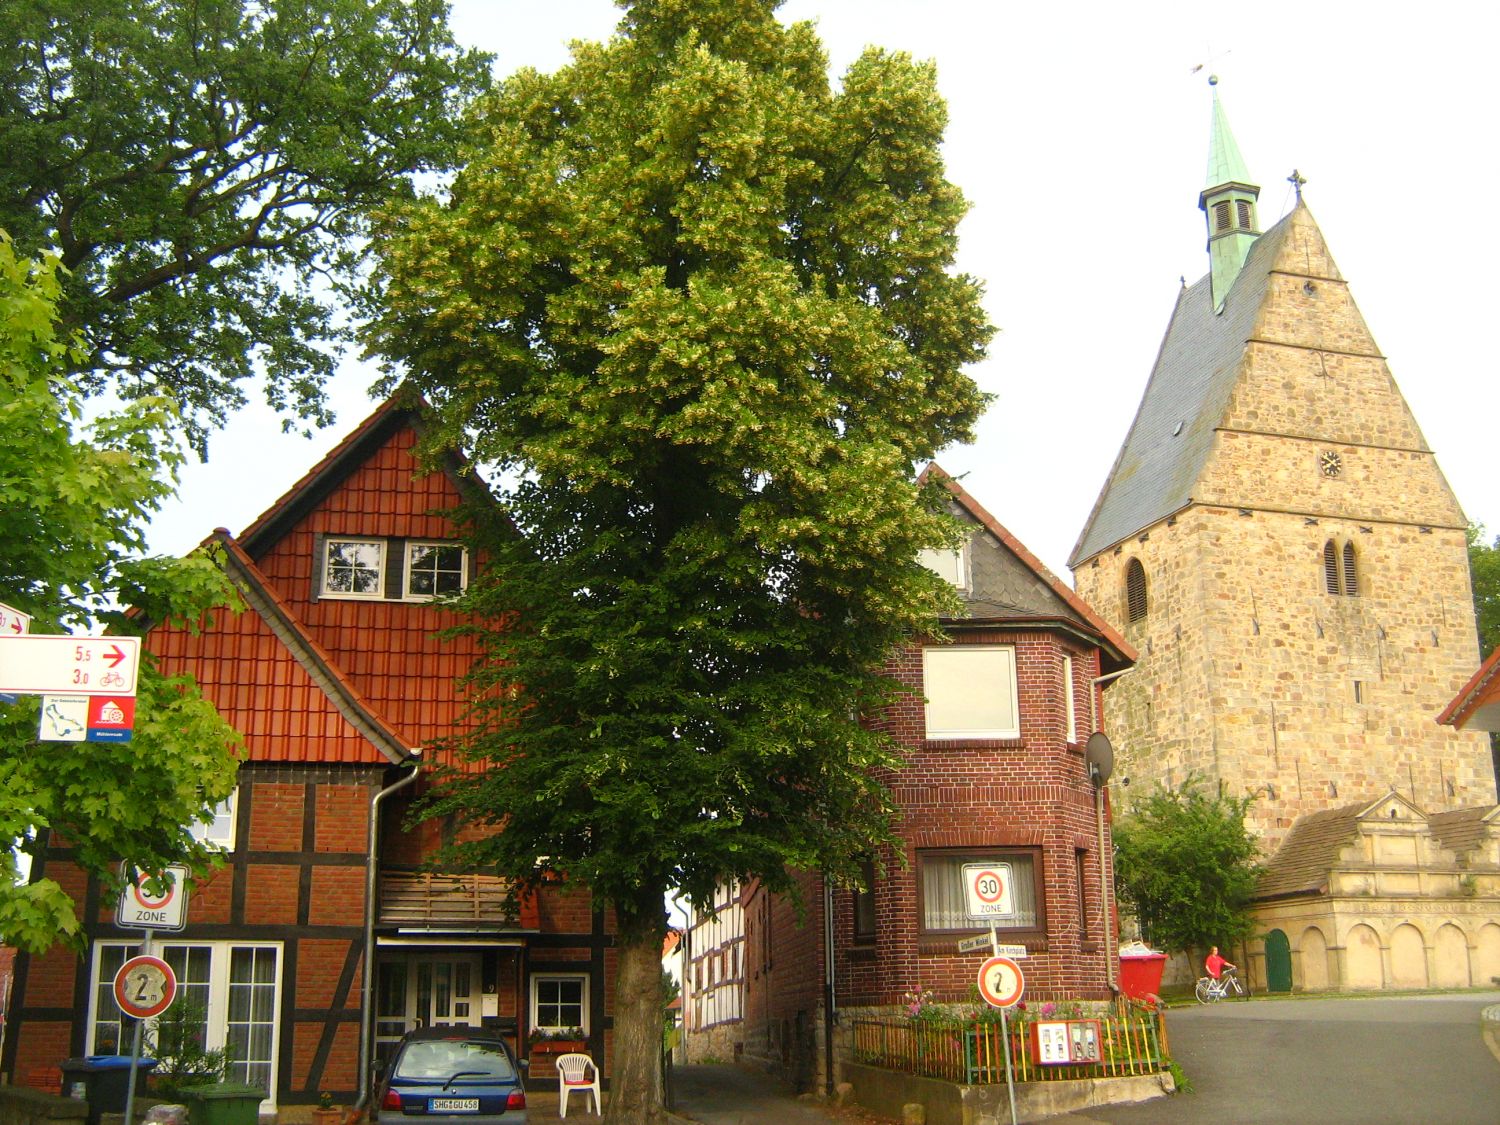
(1288, 169, 1307, 202)
(1191, 46, 1232, 85)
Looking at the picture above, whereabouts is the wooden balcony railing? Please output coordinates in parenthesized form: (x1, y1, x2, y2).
(378, 871, 539, 929)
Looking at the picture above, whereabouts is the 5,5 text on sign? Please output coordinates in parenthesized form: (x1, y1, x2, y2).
(0, 635, 140, 696)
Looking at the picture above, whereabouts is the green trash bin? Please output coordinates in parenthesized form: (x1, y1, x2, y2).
(181, 1084, 264, 1125)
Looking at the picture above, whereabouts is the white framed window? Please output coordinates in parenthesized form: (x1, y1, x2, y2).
(321, 537, 385, 599)
(530, 974, 587, 1034)
(918, 544, 969, 591)
(189, 787, 237, 852)
(404, 542, 467, 600)
(1062, 655, 1077, 744)
(919, 850, 1040, 933)
(88, 941, 282, 1105)
(923, 645, 1020, 740)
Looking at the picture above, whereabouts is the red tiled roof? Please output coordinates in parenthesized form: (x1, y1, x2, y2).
(1437, 645, 1500, 732)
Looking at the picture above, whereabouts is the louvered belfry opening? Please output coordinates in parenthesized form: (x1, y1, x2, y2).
(1236, 199, 1253, 229)
(1214, 200, 1232, 232)
(1125, 558, 1149, 622)
(1323, 539, 1359, 597)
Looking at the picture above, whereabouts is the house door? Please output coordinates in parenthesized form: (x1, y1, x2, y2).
(1264, 929, 1293, 993)
(375, 955, 482, 1066)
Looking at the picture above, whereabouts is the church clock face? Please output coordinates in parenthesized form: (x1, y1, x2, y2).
(1320, 450, 1343, 478)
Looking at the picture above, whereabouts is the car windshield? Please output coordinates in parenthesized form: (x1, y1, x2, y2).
(393, 1039, 515, 1082)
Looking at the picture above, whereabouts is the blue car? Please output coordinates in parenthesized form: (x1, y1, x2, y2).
(376, 1027, 528, 1125)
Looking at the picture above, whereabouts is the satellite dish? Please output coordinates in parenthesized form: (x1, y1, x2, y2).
(1084, 732, 1114, 786)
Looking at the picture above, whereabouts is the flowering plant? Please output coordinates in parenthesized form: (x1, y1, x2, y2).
(528, 1026, 585, 1045)
(901, 986, 941, 1021)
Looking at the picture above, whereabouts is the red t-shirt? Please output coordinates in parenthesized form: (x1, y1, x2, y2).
(1205, 952, 1229, 979)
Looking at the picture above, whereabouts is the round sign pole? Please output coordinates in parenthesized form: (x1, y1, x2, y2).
(977, 956, 1024, 1125)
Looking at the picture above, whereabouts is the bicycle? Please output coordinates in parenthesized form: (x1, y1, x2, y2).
(1194, 970, 1245, 1003)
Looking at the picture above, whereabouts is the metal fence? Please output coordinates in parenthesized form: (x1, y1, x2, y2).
(850, 1007, 1165, 1086)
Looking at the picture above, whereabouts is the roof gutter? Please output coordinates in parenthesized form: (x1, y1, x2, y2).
(357, 750, 423, 1111)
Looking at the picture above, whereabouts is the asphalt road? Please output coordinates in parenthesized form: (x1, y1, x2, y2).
(1053, 991, 1500, 1125)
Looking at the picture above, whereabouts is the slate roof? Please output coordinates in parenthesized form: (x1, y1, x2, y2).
(1069, 209, 1298, 567)
(928, 465, 1135, 672)
(1428, 806, 1499, 864)
(1255, 802, 1363, 899)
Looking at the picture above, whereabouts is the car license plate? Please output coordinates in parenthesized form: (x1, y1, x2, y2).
(428, 1099, 479, 1113)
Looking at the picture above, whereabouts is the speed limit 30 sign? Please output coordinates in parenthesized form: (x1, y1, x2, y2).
(962, 862, 1015, 918)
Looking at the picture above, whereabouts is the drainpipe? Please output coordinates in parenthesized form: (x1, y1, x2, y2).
(1090, 668, 1133, 993)
(822, 876, 836, 1097)
(356, 750, 423, 1112)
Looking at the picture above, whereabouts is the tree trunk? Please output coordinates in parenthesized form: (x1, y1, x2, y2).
(602, 889, 667, 1124)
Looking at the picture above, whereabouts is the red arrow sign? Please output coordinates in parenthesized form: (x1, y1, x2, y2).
(104, 644, 128, 668)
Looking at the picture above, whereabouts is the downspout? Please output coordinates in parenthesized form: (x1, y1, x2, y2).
(822, 876, 836, 1097)
(1091, 669, 1133, 992)
(356, 750, 423, 1112)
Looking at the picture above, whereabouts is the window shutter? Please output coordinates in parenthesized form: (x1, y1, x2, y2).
(385, 538, 406, 599)
(1125, 559, 1148, 622)
(311, 534, 327, 602)
(1323, 540, 1340, 594)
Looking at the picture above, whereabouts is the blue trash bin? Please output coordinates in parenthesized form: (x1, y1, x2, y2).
(60, 1056, 158, 1125)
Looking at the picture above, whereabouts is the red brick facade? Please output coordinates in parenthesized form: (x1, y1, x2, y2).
(738, 468, 1134, 1089)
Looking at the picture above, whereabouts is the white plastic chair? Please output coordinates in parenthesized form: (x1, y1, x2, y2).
(556, 1052, 600, 1117)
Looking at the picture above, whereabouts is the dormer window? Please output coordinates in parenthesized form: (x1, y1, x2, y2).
(918, 543, 969, 592)
(406, 542, 466, 599)
(317, 535, 469, 601)
(323, 538, 385, 598)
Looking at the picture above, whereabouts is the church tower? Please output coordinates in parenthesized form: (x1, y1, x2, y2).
(1069, 82, 1500, 991)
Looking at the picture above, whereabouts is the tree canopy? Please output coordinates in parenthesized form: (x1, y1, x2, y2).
(1112, 781, 1262, 958)
(370, 1, 991, 1117)
(0, 0, 490, 451)
(0, 233, 241, 953)
(1467, 524, 1500, 657)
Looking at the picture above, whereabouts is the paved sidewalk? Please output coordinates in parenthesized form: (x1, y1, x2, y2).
(523, 1063, 880, 1124)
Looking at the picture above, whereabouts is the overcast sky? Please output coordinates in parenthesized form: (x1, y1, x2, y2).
(150, 0, 1500, 583)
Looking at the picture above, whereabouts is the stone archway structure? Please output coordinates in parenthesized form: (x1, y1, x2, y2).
(1250, 793, 1500, 991)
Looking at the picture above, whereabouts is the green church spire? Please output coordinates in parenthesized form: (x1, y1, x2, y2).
(1198, 77, 1260, 310)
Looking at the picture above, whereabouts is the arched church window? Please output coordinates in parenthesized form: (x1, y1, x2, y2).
(1125, 558, 1149, 622)
(1342, 541, 1358, 597)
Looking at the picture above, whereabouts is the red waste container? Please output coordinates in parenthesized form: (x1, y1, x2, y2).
(1117, 949, 1167, 1001)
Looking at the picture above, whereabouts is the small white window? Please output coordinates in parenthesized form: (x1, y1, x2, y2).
(918, 544, 968, 591)
(531, 974, 587, 1034)
(923, 645, 1020, 740)
(190, 787, 238, 852)
(1063, 655, 1077, 744)
(322, 538, 385, 599)
(404, 542, 468, 599)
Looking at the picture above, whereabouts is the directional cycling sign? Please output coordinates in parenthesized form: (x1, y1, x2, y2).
(0, 635, 140, 696)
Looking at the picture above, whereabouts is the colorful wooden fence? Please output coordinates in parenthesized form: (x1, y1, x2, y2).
(851, 1007, 1165, 1085)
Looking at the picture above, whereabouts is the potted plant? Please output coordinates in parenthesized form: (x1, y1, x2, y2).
(527, 1027, 586, 1055)
(312, 1091, 342, 1125)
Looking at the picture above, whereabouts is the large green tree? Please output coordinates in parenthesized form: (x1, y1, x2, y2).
(0, 234, 241, 953)
(0, 0, 490, 451)
(1113, 782, 1262, 961)
(370, 1, 991, 1118)
(1467, 524, 1500, 657)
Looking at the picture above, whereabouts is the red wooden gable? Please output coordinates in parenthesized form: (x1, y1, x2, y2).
(147, 397, 486, 765)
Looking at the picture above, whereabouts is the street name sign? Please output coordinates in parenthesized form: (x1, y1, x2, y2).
(0, 635, 140, 696)
(956, 934, 993, 954)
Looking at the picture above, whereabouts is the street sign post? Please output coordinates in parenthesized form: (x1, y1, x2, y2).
(117, 865, 190, 931)
(0, 635, 140, 696)
(976, 955, 1024, 1125)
